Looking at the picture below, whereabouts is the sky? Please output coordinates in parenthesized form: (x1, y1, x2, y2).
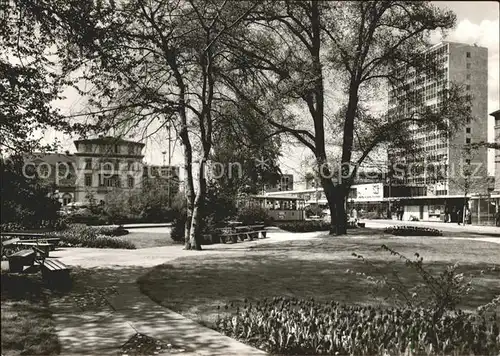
(42, 1, 500, 186)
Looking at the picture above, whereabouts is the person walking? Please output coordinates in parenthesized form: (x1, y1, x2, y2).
(465, 207, 471, 225)
(495, 210, 500, 227)
(457, 208, 462, 225)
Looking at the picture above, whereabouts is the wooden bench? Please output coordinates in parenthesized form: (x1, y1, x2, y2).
(7, 249, 36, 273)
(13, 242, 52, 256)
(247, 225, 267, 238)
(18, 238, 60, 249)
(40, 259, 71, 287)
(217, 225, 268, 244)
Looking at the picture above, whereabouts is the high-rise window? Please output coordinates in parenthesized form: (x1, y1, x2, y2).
(128, 176, 134, 188)
(466, 74, 471, 80)
(466, 63, 471, 69)
(85, 143, 92, 152)
(85, 158, 92, 169)
(466, 138, 471, 144)
(466, 52, 471, 58)
(466, 127, 471, 133)
(466, 84, 471, 91)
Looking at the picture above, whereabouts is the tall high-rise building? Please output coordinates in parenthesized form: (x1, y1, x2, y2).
(491, 109, 500, 194)
(388, 42, 488, 197)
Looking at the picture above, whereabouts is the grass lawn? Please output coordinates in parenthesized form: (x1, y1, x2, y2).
(119, 230, 179, 249)
(1, 271, 61, 355)
(138, 230, 500, 327)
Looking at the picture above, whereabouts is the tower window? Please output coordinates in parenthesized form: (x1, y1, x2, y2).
(84, 174, 92, 187)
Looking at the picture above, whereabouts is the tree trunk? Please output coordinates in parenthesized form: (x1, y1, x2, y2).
(322, 179, 338, 234)
(186, 159, 207, 250)
(334, 188, 347, 235)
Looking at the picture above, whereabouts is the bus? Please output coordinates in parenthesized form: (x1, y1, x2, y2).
(241, 195, 306, 221)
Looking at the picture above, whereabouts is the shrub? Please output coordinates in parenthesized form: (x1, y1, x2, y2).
(216, 297, 500, 355)
(49, 225, 135, 249)
(95, 225, 129, 237)
(351, 246, 482, 318)
(237, 205, 272, 226)
(170, 213, 187, 243)
(361, 211, 386, 220)
(276, 220, 331, 232)
(384, 225, 443, 236)
(304, 205, 324, 218)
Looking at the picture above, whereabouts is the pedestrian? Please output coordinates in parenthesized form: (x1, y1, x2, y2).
(444, 206, 450, 223)
(351, 207, 358, 222)
(457, 208, 462, 225)
(465, 208, 471, 225)
(496, 210, 500, 227)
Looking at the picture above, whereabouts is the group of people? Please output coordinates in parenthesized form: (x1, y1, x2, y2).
(444, 206, 471, 225)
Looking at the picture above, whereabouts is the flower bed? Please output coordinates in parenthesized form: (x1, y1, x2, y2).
(384, 225, 443, 236)
(49, 225, 135, 249)
(216, 297, 500, 355)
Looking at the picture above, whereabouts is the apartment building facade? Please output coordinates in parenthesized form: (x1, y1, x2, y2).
(73, 136, 145, 203)
(388, 42, 488, 197)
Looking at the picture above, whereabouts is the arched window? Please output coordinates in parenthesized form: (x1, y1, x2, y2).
(62, 193, 72, 206)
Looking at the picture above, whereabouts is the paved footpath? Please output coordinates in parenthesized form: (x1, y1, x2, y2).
(49, 231, 323, 356)
(49, 241, 275, 356)
(48, 226, 499, 355)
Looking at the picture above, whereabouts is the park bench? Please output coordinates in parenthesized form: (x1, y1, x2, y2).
(217, 225, 268, 244)
(247, 224, 267, 239)
(40, 259, 71, 288)
(14, 242, 52, 256)
(7, 249, 36, 273)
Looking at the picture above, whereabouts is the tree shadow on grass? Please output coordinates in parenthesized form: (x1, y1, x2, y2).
(139, 240, 500, 328)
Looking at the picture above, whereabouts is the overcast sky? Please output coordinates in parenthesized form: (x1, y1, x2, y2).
(42, 1, 500, 182)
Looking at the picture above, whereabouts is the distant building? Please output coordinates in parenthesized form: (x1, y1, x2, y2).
(388, 41, 488, 196)
(491, 109, 500, 194)
(73, 136, 145, 203)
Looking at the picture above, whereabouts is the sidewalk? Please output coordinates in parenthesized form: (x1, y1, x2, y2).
(50, 245, 267, 356)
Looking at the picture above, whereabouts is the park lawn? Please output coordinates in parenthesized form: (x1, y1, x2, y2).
(138, 230, 500, 327)
(1, 272, 61, 355)
(119, 231, 179, 249)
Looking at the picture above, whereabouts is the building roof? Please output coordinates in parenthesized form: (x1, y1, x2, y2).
(74, 136, 145, 147)
(489, 109, 500, 118)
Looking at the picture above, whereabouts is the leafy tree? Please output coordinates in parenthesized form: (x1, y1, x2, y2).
(0, 156, 61, 229)
(0, 0, 77, 154)
(35, 0, 259, 249)
(209, 100, 282, 197)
